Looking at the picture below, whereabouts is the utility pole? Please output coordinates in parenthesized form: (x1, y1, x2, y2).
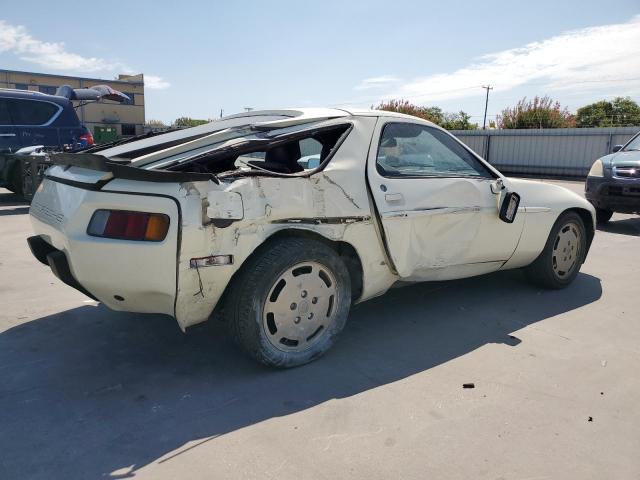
(482, 85, 493, 130)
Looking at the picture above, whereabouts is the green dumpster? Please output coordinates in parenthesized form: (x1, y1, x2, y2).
(94, 126, 118, 144)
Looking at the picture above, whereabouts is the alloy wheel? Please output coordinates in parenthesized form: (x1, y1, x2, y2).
(262, 261, 338, 352)
(552, 221, 582, 279)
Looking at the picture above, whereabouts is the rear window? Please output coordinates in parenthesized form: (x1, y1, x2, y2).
(7, 98, 60, 125)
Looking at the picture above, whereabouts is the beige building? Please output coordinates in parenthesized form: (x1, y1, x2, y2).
(0, 69, 145, 139)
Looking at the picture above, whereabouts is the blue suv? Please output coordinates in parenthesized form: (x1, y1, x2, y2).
(0, 85, 128, 195)
(0, 89, 94, 153)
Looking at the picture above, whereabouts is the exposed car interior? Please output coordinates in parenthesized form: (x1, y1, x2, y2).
(168, 123, 351, 177)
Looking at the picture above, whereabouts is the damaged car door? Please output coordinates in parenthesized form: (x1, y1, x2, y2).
(367, 121, 524, 281)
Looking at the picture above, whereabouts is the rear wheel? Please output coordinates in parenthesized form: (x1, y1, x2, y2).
(226, 237, 351, 368)
(525, 211, 586, 289)
(595, 208, 613, 224)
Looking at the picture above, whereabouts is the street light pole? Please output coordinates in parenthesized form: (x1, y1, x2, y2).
(482, 85, 493, 130)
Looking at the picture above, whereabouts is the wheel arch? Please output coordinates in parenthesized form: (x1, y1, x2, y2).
(564, 207, 595, 257)
(213, 227, 365, 321)
(262, 228, 364, 301)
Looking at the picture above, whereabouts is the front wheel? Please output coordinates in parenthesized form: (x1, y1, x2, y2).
(226, 237, 351, 368)
(525, 211, 587, 289)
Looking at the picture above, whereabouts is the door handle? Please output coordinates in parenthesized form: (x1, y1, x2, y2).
(0, 133, 16, 137)
(385, 193, 404, 202)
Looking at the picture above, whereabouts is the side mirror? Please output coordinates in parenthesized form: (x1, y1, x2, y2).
(612, 145, 623, 153)
(499, 191, 520, 223)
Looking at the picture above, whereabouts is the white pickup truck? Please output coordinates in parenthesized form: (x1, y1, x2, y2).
(28, 108, 595, 367)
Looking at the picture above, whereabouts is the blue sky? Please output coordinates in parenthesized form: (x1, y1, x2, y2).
(1, 0, 639, 124)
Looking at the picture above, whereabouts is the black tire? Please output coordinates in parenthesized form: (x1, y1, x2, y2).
(595, 208, 613, 224)
(525, 211, 587, 289)
(8, 165, 23, 196)
(225, 237, 351, 368)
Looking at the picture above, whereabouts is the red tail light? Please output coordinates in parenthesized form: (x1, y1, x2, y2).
(88, 210, 169, 241)
(80, 132, 94, 146)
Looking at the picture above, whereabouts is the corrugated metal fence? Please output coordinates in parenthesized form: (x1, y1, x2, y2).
(451, 127, 638, 177)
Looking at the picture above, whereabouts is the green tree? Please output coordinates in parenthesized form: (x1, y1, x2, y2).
(146, 119, 168, 128)
(374, 100, 477, 130)
(497, 96, 575, 129)
(442, 111, 477, 130)
(576, 97, 640, 127)
(173, 117, 209, 128)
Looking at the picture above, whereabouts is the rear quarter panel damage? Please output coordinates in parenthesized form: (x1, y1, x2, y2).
(172, 116, 397, 330)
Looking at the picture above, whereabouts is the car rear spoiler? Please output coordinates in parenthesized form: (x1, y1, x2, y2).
(55, 85, 130, 103)
(49, 153, 218, 184)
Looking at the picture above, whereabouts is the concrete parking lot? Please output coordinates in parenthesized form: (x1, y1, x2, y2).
(1, 181, 639, 480)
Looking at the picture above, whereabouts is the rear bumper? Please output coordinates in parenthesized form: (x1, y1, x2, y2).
(29, 177, 180, 318)
(585, 176, 640, 213)
(27, 235, 97, 300)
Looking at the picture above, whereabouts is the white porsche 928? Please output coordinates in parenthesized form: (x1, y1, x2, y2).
(28, 108, 596, 367)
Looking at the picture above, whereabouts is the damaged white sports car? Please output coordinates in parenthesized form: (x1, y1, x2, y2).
(28, 108, 595, 367)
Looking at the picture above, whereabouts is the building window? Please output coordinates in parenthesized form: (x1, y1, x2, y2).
(14, 83, 28, 90)
(39, 85, 57, 95)
(121, 123, 136, 136)
(122, 92, 135, 105)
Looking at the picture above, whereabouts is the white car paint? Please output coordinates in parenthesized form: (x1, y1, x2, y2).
(29, 108, 596, 331)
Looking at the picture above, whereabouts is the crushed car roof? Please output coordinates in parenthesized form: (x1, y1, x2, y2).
(88, 108, 439, 165)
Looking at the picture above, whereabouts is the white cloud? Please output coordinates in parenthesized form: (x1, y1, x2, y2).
(144, 75, 171, 90)
(0, 20, 170, 89)
(0, 20, 119, 71)
(374, 16, 640, 103)
(355, 75, 401, 90)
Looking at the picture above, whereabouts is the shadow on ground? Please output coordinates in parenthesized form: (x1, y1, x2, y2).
(0, 191, 28, 207)
(0, 270, 602, 479)
(597, 216, 640, 237)
(0, 206, 30, 216)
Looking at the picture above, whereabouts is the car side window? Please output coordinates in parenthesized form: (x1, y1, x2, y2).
(7, 98, 59, 126)
(376, 122, 493, 178)
(0, 99, 11, 126)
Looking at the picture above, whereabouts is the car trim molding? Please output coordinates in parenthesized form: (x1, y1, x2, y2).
(270, 216, 371, 225)
(44, 174, 112, 191)
(523, 207, 551, 213)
